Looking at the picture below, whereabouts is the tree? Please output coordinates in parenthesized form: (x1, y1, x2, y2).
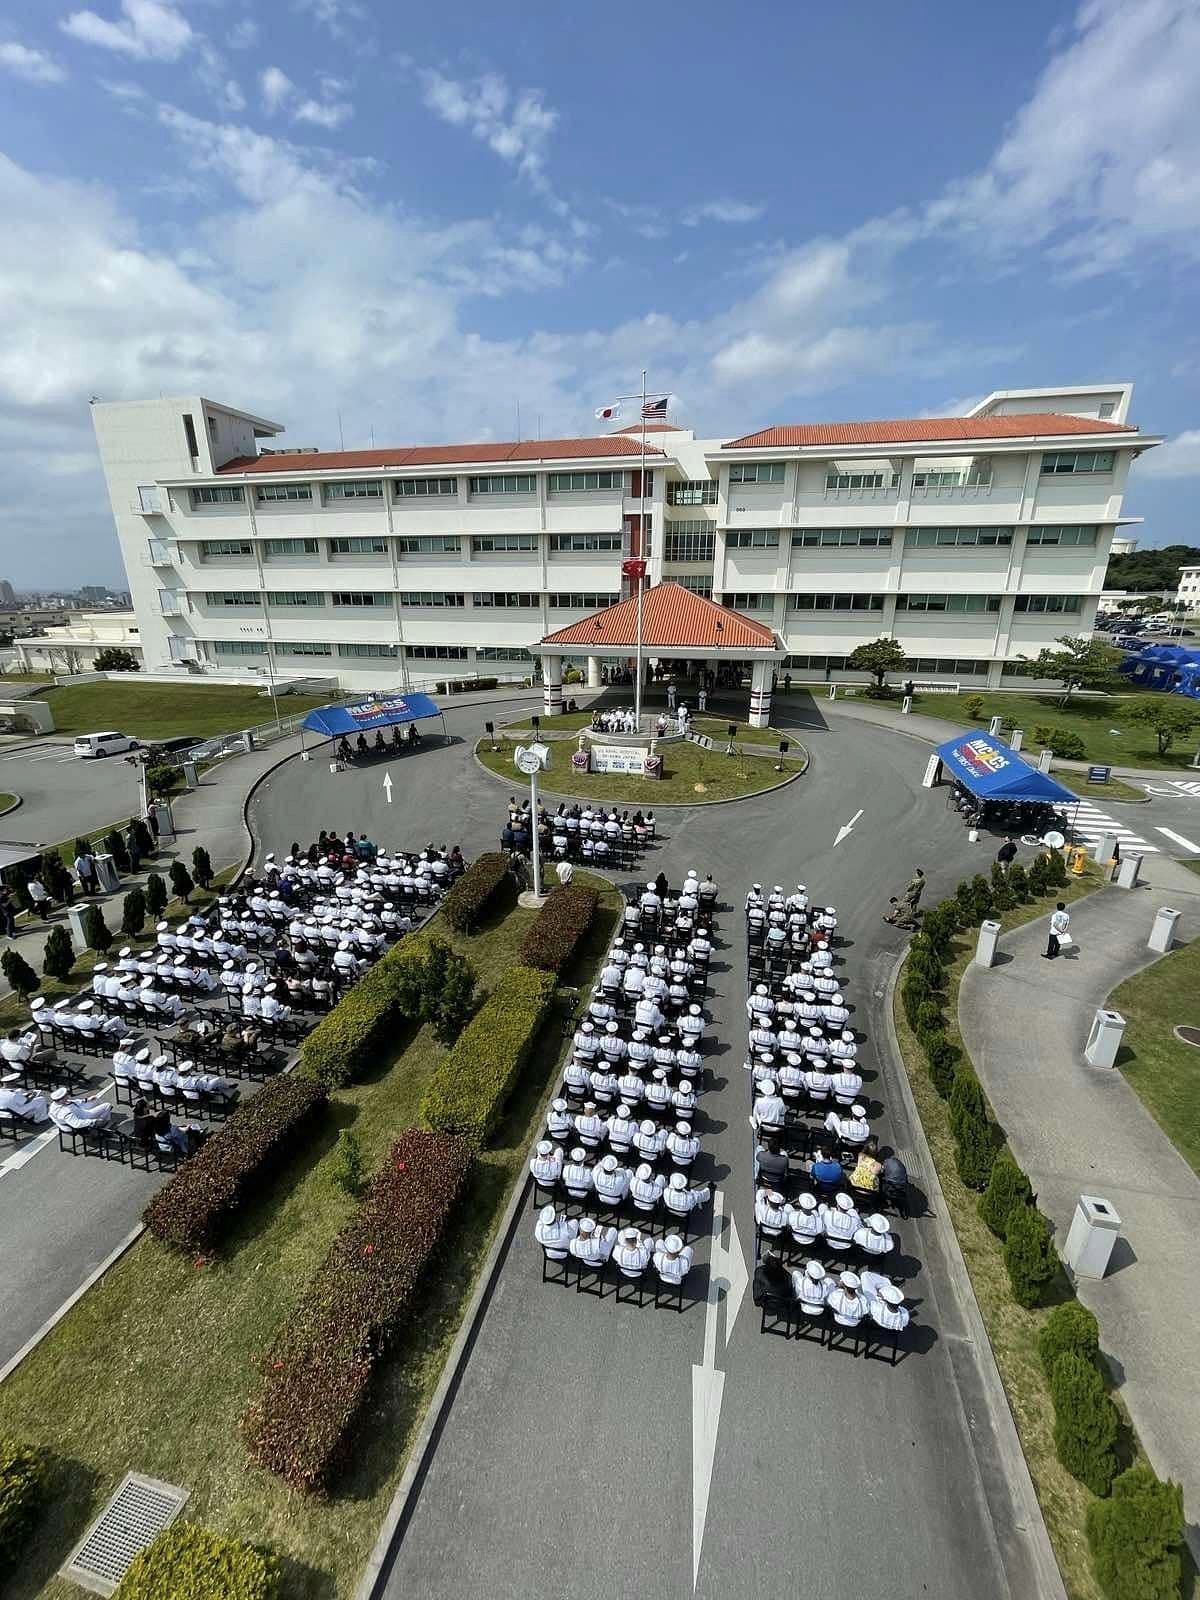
(191, 846, 214, 890)
(145, 872, 168, 917)
(1115, 594, 1158, 614)
(1037, 1301, 1100, 1378)
(964, 694, 985, 720)
(1128, 696, 1199, 756)
(1032, 725, 1087, 760)
(1032, 636, 1123, 707)
(130, 817, 155, 859)
(42, 926, 75, 981)
(121, 888, 146, 938)
(954, 1108, 996, 1190)
(92, 647, 139, 672)
(846, 635, 907, 690)
(146, 764, 177, 799)
(39, 851, 74, 905)
(978, 1151, 1034, 1239)
(1003, 1206, 1059, 1308)
(329, 1130, 366, 1199)
(1049, 1352, 1119, 1496)
(168, 861, 194, 903)
(103, 828, 131, 874)
(1, 948, 39, 997)
(1106, 542, 1200, 594)
(1086, 1464, 1184, 1600)
(81, 903, 113, 952)
(1007, 862, 1031, 903)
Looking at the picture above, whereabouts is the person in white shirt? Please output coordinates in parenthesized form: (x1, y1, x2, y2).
(626, 1029, 652, 1072)
(241, 987, 262, 1019)
(259, 986, 291, 1023)
(746, 984, 775, 1023)
(588, 1065, 619, 1104)
(3, 1028, 55, 1069)
(821, 1192, 861, 1247)
(643, 1070, 672, 1114)
(676, 1043, 703, 1079)
(630, 1162, 665, 1212)
(606, 1105, 638, 1152)
(854, 1213, 896, 1257)
(546, 1099, 573, 1141)
(561, 1147, 593, 1201)
(616, 1067, 645, 1106)
(612, 1226, 653, 1277)
(110, 1040, 139, 1083)
(777, 1054, 807, 1101)
(574, 1102, 607, 1149)
(653, 1234, 694, 1286)
(670, 1080, 697, 1118)
(867, 1282, 909, 1334)
(569, 1215, 616, 1265)
(0, 1082, 49, 1122)
(634, 996, 665, 1033)
(822, 993, 849, 1028)
(678, 1005, 705, 1047)
(827, 1270, 865, 1328)
(530, 1140, 563, 1187)
(592, 1153, 631, 1205)
(785, 1192, 823, 1246)
(633, 1118, 667, 1163)
(825, 1105, 870, 1146)
(572, 1022, 600, 1063)
(792, 1257, 830, 1311)
(831, 1062, 863, 1103)
(48, 1087, 113, 1131)
(666, 1120, 699, 1167)
(562, 1056, 592, 1097)
(662, 1172, 710, 1218)
(755, 1188, 789, 1238)
(1044, 903, 1071, 961)
(750, 1078, 787, 1134)
(535, 1204, 578, 1261)
(599, 1023, 626, 1067)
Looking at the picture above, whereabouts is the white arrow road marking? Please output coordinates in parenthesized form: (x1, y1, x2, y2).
(1156, 825, 1200, 854)
(722, 1211, 748, 1348)
(383, 772, 393, 803)
(834, 807, 863, 847)
(692, 1189, 726, 1592)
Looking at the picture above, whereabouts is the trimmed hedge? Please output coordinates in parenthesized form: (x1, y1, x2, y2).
(1049, 1352, 1119, 1497)
(242, 1129, 472, 1492)
(0, 1436, 45, 1545)
(441, 851, 515, 933)
(1003, 1204, 1059, 1309)
(112, 1523, 280, 1599)
(143, 1076, 328, 1252)
(421, 965, 556, 1149)
(1038, 1300, 1100, 1378)
(978, 1150, 1034, 1239)
(299, 936, 428, 1090)
(953, 1107, 996, 1191)
(1086, 1463, 1184, 1600)
(518, 883, 599, 975)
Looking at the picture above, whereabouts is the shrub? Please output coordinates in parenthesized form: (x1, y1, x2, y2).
(900, 976, 929, 1029)
(949, 1068, 987, 1141)
(954, 1107, 996, 1190)
(104, 827, 131, 874)
(914, 999, 943, 1036)
(922, 900, 960, 946)
(299, 937, 427, 1091)
(168, 861, 194, 902)
(1, 948, 39, 997)
(422, 965, 556, 1149)
(121, 887, 147, 938)
(1038, 1301, 1100, 1379)
(329, 1130, 365, 1200)
(1028, 856, 1049, 896)
(978, 1150, 1034, 1238)
(145, 872, 168, 917)
(418, 939, 478, 1046)
(989, 861, 1015, 913)
(112, 1522, 280, 1599)
(1086, 1463, 1184, 1600)
(192, 845, 214, 889)
(441, 851, 515, 933)
(41, 851, 74, 905)
(964, 694, 985, 720)
(955, 880, 976, 923)
(1004, 1205, 1059, 1309)
(81, 902, 113, 952)
(242, 1129, 472, 1492)
(0, 1436, 45, 1545)
(906, 950, 946, 991)
(1044, 849, 1068, 887)
(968, 873, 993, 922)
(1033, 726, 1086, 760)
(924, 1033, 962, 1098)
(519, 883, 600, 975)
(131, 817, 155, 859)
(1050, 1353, 1119, 1497)
(143, 1076, 328, 1252)
(1007, 862, 1030, 903)
(94, 646, 140, 673)
(42, 925, 74, 981)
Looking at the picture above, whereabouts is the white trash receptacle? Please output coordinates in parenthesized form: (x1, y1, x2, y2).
(1148, 906, 1179, 954)
(1064, 1195, 1122, 1279)
(93, 851, 120, 892)
(66, 904, 90, 948)
(975, 919, 1001, 967)
(1084, 1007, 1126, 1068)
(149, 801, 175, 843)
(1092, 831, 1118, 867)
(1115, 853, 1142, 889)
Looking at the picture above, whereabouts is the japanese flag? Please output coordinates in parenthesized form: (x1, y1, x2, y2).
(593, 401, 622, 420)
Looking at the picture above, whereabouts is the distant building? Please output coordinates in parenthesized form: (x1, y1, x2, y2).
(8, 610, 142, 673)
(1176, 565, 1200, 615)
(80, 584, 112, 602)
(1109, 534, 1139, 557)
(0, 580, 14, 607)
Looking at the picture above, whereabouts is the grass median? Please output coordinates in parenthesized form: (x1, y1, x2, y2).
(1108, 936, 1200, 1177)
(0, 874, 619, 1600)
(36, 681, 329, 741)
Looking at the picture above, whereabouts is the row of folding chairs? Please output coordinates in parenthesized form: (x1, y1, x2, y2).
(112, 1075, 240, 1121)
(154, 1035, 285, 1080)
(54, 1118, 184, 1171)
(539, 1246, 690, 1310)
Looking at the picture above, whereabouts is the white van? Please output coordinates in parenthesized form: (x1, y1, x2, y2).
(73, 731, 140, 759)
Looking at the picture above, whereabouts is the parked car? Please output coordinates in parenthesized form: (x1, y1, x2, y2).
(73, 730, 140, 758)
(150, 735, 202, 753)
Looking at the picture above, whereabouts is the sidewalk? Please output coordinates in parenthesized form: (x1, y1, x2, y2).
(958, 856, 1200, 1552)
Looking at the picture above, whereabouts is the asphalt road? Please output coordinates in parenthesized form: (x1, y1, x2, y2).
(247, 692, 1030, 1600)
(0, 740, 145, 847)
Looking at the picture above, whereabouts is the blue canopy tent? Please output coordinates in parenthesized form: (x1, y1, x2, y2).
(1118, 642, 1200, 700)
(303, 691, 448, 746)
(933, 730, 1080, 804)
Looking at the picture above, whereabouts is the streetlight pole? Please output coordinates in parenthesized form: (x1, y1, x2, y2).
(529, 762, 543, 898)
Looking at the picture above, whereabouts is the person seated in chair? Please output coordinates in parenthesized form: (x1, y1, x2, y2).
(752, 1248, 792, 1307)
(48, 1087, 113, 1132)
(653, 1234, 693, 1287)
(0, 1080, 49, 1123)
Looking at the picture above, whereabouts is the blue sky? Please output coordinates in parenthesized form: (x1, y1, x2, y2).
(1, 0, 1198, 585)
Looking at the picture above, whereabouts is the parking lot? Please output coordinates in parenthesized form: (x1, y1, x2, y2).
(0, 740, 145, 846)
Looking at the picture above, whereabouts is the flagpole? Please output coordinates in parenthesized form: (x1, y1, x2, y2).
(635, 367, 647, 730)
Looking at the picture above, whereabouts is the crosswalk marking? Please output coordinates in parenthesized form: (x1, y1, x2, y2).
(1068, 800, 1160, 854)
(1156, 826, 1200, 855)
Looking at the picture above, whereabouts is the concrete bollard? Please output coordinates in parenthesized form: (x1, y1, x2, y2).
(1115, 853, 1142, 889)
(1148, 906, 1179, 953)
(901, 695, 912, 715)
(1084, 1008, 1126, 1068)
(827, 684, 837, 701)
(1037, 748, 1053, 773)
(66, 904, 90, 949)
(975, 919, 1001, 968)
(988, 715, 1003, 735)
(1009, 728, 1024, 752)
(1064, 1196, 1122, 1279)
(1092, 831, 1117, 867)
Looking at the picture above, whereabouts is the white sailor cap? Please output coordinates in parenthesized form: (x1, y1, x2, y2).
(766, 1190, 784, 1205)
(869, 1214, 890, 1234)
(880, 1285, 904, 1306)
(605, 1022, 618, 1034)
(602, 1154, 618, 1172)
(540, 1203, 557, 1223)
(636, 1163, 652, 1180)
(665, 1234, 684, 1253)
(851, 1103, 866, 1118)
(552, 1098, 567, 1112)
(669, 1173, 686, 1189)
(839, 1271, 860, 1289)
(805, 1259, 825, 1280)
(94, 962, 109, 973)
(835, 1193, 855, 1212)
(578, 1216, 596, 1234)
(570, 1146, 586, 1162)
(798, 1194, 818, 1212)
(676, 1121, 692, 1135)
(135, 1046, 152, 1062)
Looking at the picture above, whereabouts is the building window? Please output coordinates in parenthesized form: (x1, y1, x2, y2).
(667, 481, 718, 506)
(205, 591, 260, 606)
(675, 576, 714, 597)
(324, 481, 383, 499)
(1040, 451, 1115, 475)
(550, 533, 623, 552)
(792, 528, 892, 548)
(663, 530, 715, 562)
(547, 471, 622, 492)
(788, 593, 886, 612)
(902, 657, 989, 676)
(1098, 401, 1116, 419)
(1014, 594, 1083, 613)
(158, 590, 183, 617)
(266, 591, 324, 606)
(725, 528, 779, 549)
(723, 594, 769, 611)
(395, 477, 457, 497)
(331, 591, 389, 607)
(399, 591, 465, 608)
(903, 527, 1013, 548)
(825, 470, 897, 491)
(147, 538, 171, 564)
(473, 592, 539, 608)
(729, 463, 785, 485)
(329, 536, 387, 555)
(473, 534, 537, 552)
(477, 646, 533, 661)
(256, 483, 312, 502)
(213, 639, 267, 656)
(548, 592, 619, 609)
(910, 468, 992, 489)
(782, 654, 849, 671)
(192, 486, 244, 506)
(397, 535, 462, 555)
(275, 641, 333, 656)
(1024, 525, 1097, 546)
(199, 539, 253, 557)
(469, 474, 536, 494)
(896, 593, 1002, 613)
(264, 537, 319, 556)
(340, 642, 398, 658)
(407, 644, 468, 660)
(182, 414, 199, 459)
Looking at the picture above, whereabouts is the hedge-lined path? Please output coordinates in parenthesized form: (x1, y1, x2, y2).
(959, 864, 1200, 1561)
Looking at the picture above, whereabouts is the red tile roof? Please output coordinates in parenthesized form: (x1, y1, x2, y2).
(542, 581, 776, 651)
(723, 414, 1137, 449)
(216, 435, 663, 474)
(613, 423, 684, 435)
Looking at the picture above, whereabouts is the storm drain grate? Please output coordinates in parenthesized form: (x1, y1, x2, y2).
(62, 1473, 189, 1596)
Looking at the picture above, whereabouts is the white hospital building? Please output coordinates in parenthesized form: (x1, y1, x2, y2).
(91, 381, 1160, 696)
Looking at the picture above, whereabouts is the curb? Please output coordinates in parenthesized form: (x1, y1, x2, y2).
(880, 952, 1069, 1600)
(469, 742, 809, 809)
(0, 793, 22, 818)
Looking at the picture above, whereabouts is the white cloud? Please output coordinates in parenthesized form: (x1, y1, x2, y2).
(258, 64, 352, 129)
(294, 97, 352, 129)
(1136, 429, 1200, 478)
(60, 0, 193, 61)
(0, 40, 68, 84)
(418, 68, 557, 183)
(259, 65, 294, 115)
(229, 19, 259, 49)
(294, 0, 366, 37)
(683, 200, 765, 226)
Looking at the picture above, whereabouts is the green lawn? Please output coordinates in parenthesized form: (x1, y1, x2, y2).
(1060, 775, 1147, 802)
(0, 879, 620, 1600)
(0, 791, 16, 811)
(888, 690, 1200, 771)
(1109, 937, 1200, 1176)
(476, 732, 805, 803)
(37, 681, 331, 741)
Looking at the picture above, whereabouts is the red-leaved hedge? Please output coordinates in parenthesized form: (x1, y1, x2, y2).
(518, 883, 599, 975)
(142, 1075, 328, 1252)
(241, 1128, 472, 1492)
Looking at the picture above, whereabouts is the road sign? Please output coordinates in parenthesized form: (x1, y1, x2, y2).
(1088, 765, 1111, 783)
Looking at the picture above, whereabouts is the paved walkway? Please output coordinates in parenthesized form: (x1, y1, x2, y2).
(959, 855, 1200, 1551)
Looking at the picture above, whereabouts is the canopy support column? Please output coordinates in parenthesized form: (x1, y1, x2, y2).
(543, 653, 563, 717)
(587, 655, 602, 689)
(749, 658, 773, 729)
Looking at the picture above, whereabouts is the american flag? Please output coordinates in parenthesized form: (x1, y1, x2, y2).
(642, 395, 669, 419)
